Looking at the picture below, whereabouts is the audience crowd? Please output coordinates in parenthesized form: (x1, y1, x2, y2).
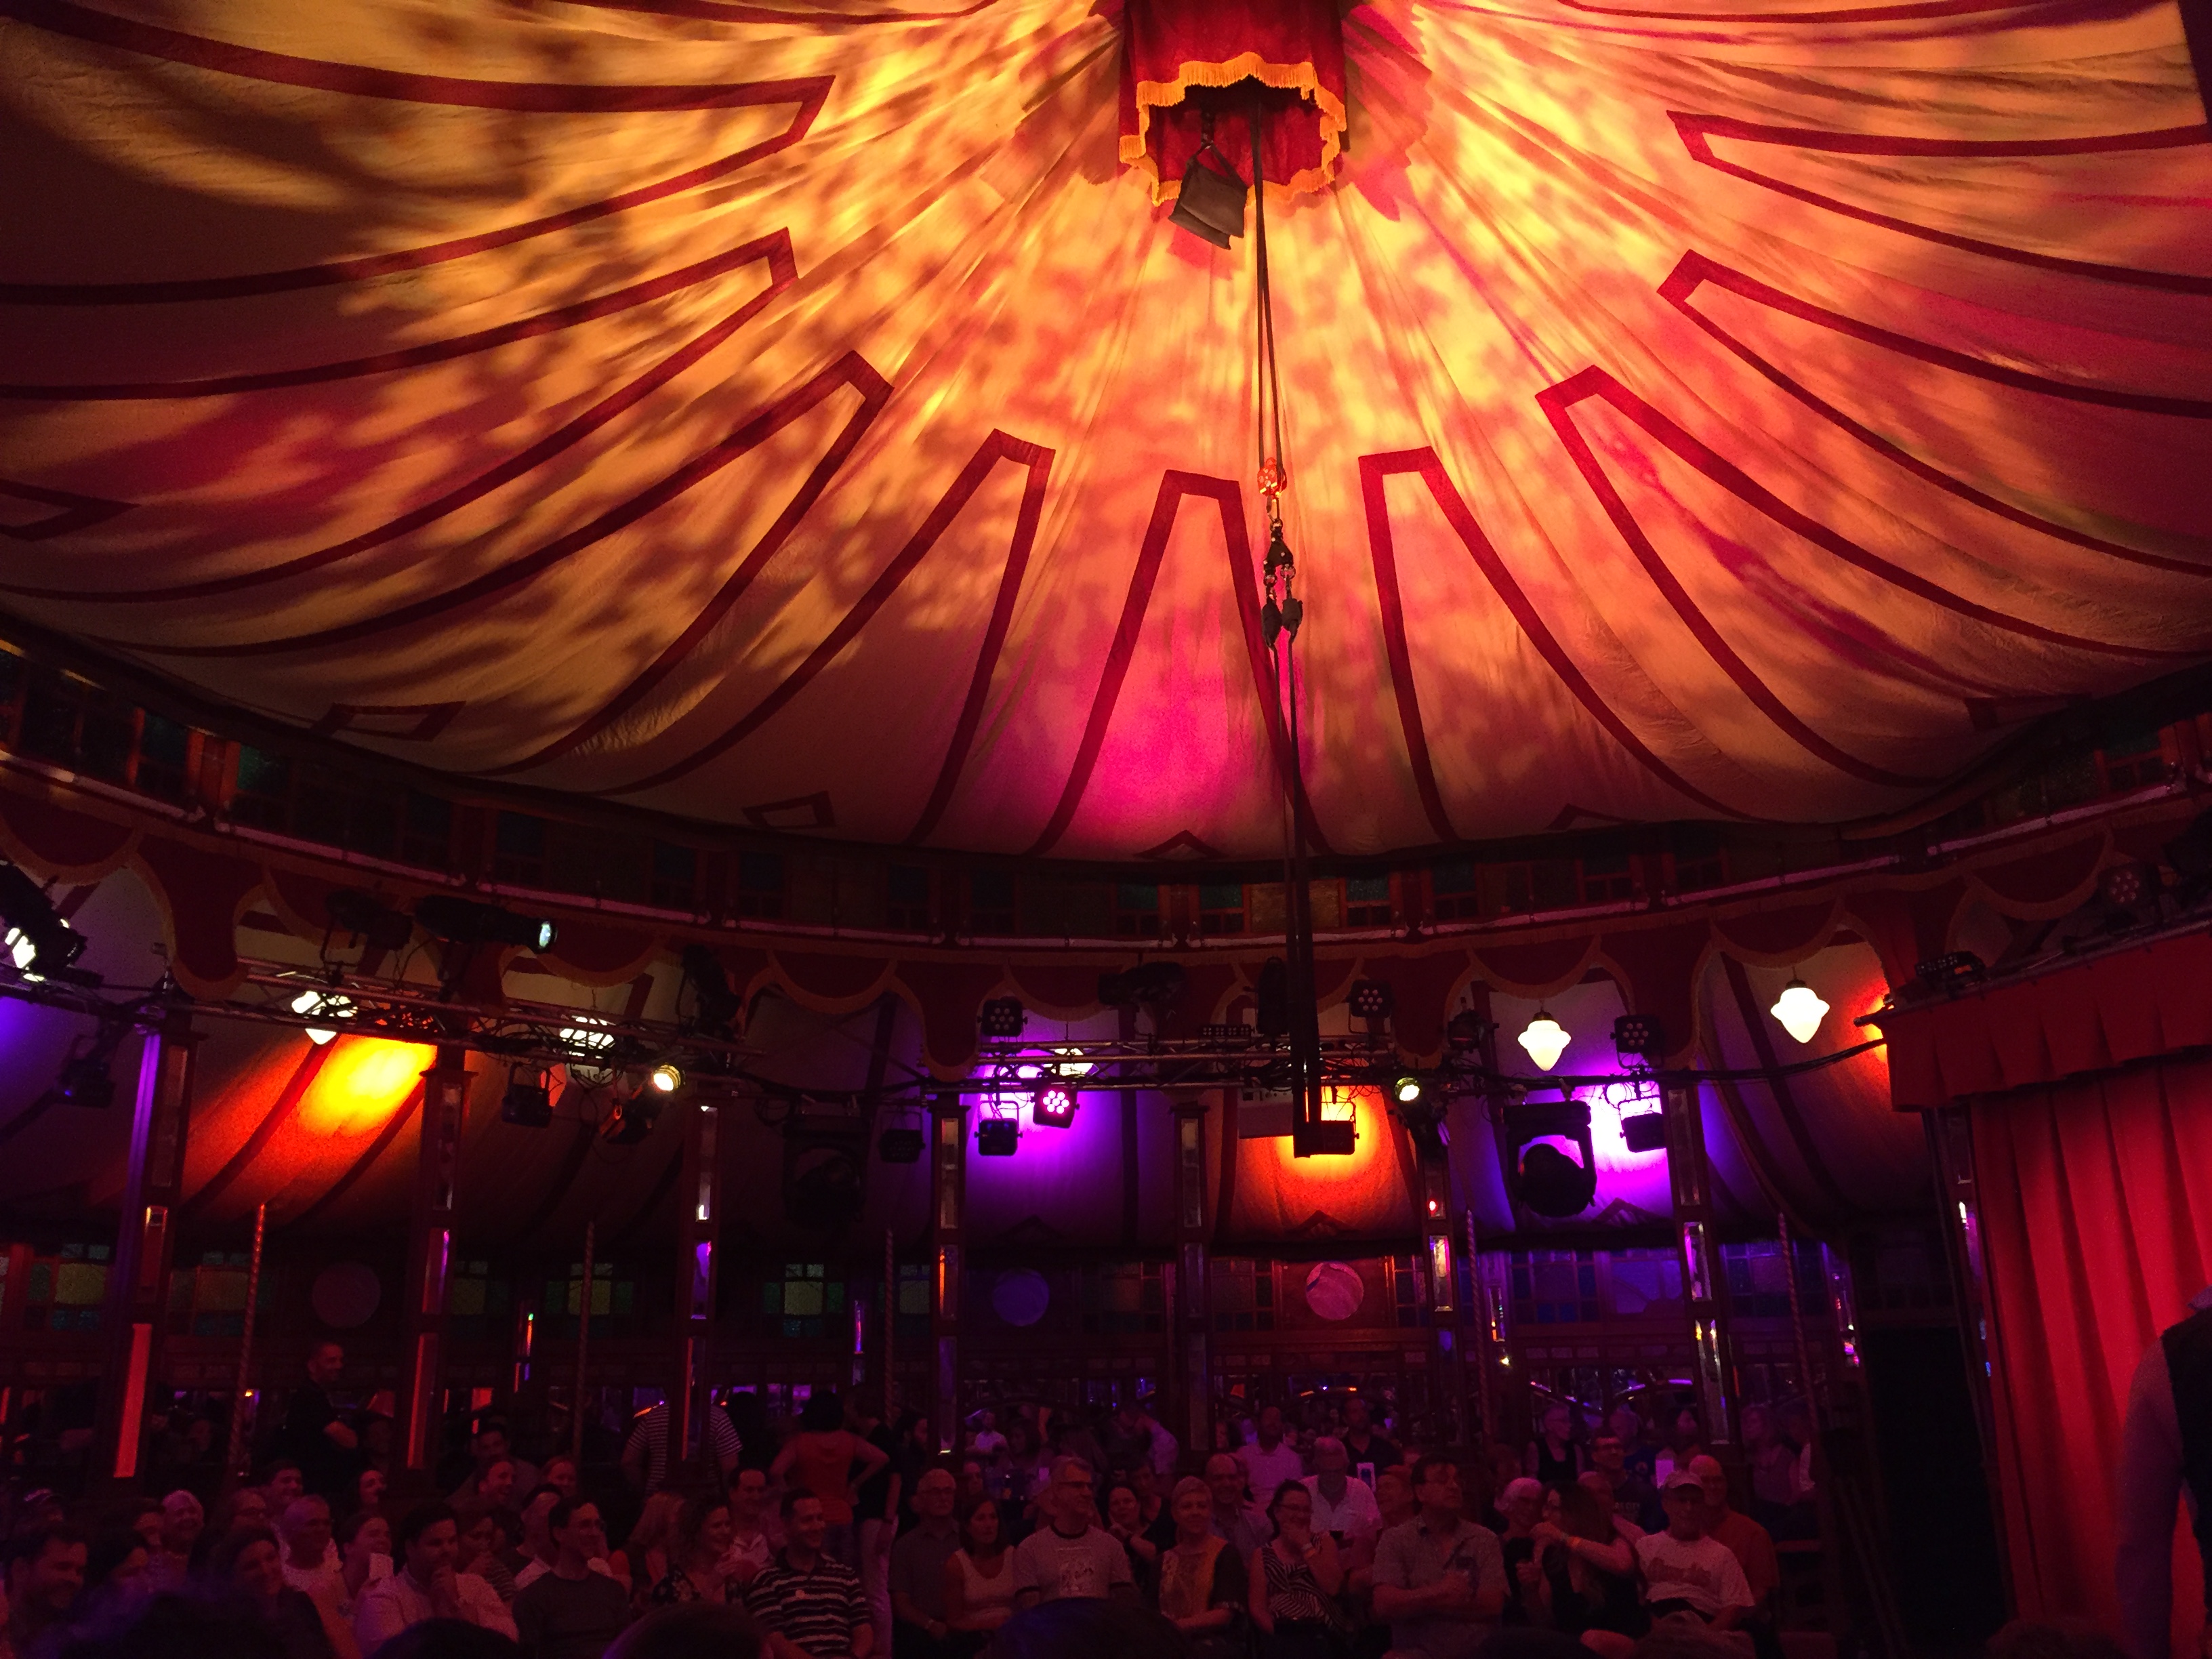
(0, 1341, 1931, 1659)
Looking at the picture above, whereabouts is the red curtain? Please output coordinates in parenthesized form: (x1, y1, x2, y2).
(1973, 1053, 2212, 1654)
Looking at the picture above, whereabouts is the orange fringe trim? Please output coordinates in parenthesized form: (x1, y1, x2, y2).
(1120, 52, 1347, 205)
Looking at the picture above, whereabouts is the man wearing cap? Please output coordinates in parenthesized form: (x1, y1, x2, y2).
(1636, 1468, 1753, 1631)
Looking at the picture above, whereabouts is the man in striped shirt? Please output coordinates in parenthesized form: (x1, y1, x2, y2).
(744, 1491, 873, 1658)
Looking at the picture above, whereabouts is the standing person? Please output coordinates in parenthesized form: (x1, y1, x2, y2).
(722, 1468, 781, 1589)
(773, 1391, 890, 1569)
(1301, 1438, 1382, 1551)
(1155, 1477, 1245, 1658)
(1248, 1481, 1343, 1659)
(1524, 1402, 1585, 1488)
(353, 1504, 517, 1648)
(1204, 1454, 1272, 1557)
(1010, 1458, 1134, 1608)
(513, 1500, 632, 1658)
(278, 1342, 361, 1502)
(851, 1393, 903, 1658)
(744, 1492, 874, 1658)
(1340, 1400, 1399, 1489)
(942, 1498, 1017, 1653)
(1237, 1407, 1306, 1500)
(622, 1398, 741, 1496)
(650, 1497, 737, 1606)
(1370, 1456, 1508, 1659)
(3, 1524, 86, 1656)
(890, 1467, 962, 1656)
(1635, 1470, 1753, 1631)
(1591, 1433, 1664, 1534)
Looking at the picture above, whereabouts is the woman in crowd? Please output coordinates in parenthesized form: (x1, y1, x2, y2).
(612, 1490, 685, 1607)
(1127, 1464, 1175, 1553)
(539, 1453, 583, 1504)
(456, 1504, 516, 1603)
(942, 1496, 1016, 1655)
(206, 1523, 345, 1659)
(335, 1510, 391, 1618)
(462, 1455, 518, 1520)
(1525, 1401, 1586, 1487)
(770, 1389, 887, 1565)
(651, 1496, 738, 1605)
(60, 1526, 157, 1644)
(1248, 1479, 1343, 1659)
(1103, 1478, 1160, 1599)
(1155, 1476, 1244, 1658)
(1531, 1482, 1645, 1650)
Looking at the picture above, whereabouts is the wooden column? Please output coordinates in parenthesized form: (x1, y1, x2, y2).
(928, 1096, 966, 1452)
(1416, 1142, 1467, 1443)
(96, 1012, 196, 1484)
(400, 1046, 470, 1473)
(1662, 1082, 1736, 1446)
(1170, 1091, 1214, 1460)
(672, 1100, 722, 1480)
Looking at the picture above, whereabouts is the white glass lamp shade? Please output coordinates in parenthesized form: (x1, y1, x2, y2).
(1518, 1012, 1570, 1071)
(1770, 979, 1830, 1045)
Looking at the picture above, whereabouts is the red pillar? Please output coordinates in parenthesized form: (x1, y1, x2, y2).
(96, 1012, 196, 1484)
(928, 1098, 966, 1452)
(400, 1046, 470, 1473)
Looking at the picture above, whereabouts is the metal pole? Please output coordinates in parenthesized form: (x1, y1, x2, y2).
(1778, 1210, 1822, 1450)
(223, 1202, 268, 1486)
(573, 1220, 594, 1463)
(883, 1227, 897, 1416)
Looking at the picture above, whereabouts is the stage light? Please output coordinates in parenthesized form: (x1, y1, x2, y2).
(1769, 979, 1830, 1045)
(1914, 951, 1982, 988)
(501, 1071, 553, 1128)
(977, 1117, 1019, 1156)
(600, 1092, 659, 1145)
(58, 1051, 114, 1109)
(0, 863, 83, 977)
(680, 944, 742, 1039)
(1349, 980, 1395, 1022)
(1612, 1014, 1663, 1064)
(1445, 1010, 1494, 1052)
(291, 989, 352, 1044)
(325, 888, 413, 951)
(649, 1063, 682, 1094)
(877, 1126, 925, 1164)
(1504, 1099, 1598, 1217)
(1099, 962, 1187, 1013)
(1621, 1110, 1669, 1154)
(979, 998, 1025, 1038)
(1168, 134, 1247, 249)
(1393, 1076, 1425, 1106)
(1032, 1083, 1078, 1129)
(1517, 1011, 1570, 1071)
(414, 894, 556, 954)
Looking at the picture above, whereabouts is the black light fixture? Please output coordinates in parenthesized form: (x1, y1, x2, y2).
(501, 1069, 553, 1128)
(1031, 1082, 1078, 1130)
(1914, 951, 1984, 988)
(976, 1116, 1019, 1157)
(57, 1050, 115, 1109)
(680, 943, 742, 1039)
(1349, 979, 1395, 1022)
(979, 998, 1025, 1038)
(0, 863, 85, 977)
(1621, 1108, 1669, 1154)
(1167, 110, 1248, 249)
(599, 1091, 659, 1145)
(1504, 1099, 1599, 1218)
(414, 894, 556, 954)
(876, 1125, 925, 1164)
(1445, 1010, 1494, 1052)
(325, 888, 413, 951)
(1253, 957, 1291, 1036)
(1098, 962, 1187, 1014)
(1612, 1013, 1664, 1065)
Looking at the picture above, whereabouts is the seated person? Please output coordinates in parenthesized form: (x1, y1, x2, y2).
(1635, 1471, 1753, 1632)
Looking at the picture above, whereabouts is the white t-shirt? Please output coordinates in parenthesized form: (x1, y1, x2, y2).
(1236, 1439, 1306, 1500)
(1635, 1531, 1753, 1619)
(353, 1570, 516, 1648)
(1302, 1475, 1383, 1543)
(970, 1429, 1008, 1456)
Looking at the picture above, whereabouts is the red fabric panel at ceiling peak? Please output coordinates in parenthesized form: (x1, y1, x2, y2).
(1877, 930, 2212, 1107)
(1972, 1054, 2212, 1653)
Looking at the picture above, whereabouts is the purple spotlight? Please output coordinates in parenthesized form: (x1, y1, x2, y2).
(1031, 1084, 1078, 1129)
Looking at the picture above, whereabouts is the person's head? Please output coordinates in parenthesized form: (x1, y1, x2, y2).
(306, 1340, 344, 1387)
(396, 1504, 460, 1582)
(1256, 1404, 1284, 1446)
(1740, 1404, 1776, 1448)
(1267, 1480, 1313, 1536)
(1167, 1477, 1211, 1540)
(84, 1527, 149, 1594)
(159, 1489, 204, 1551)
(1412, 1456, 1462, 1519)
(472, 1422, 511, 1467)
(540, 1454, 581, 1502)
(1540, 1401, 1572, 1441)
(677, 1498, 731, 1564)
(224, 1488, 271, 1532)
(1007, 1420, 1035, 1458)
(279, 1496, 332, 1563)
(1502, 1476, 1544, 1534)
(1204, 1452, 1245, 1509)
(1688, 1453, 1729, 1513)
(781, 1491, 827, 1555)
(1129, 1462, 1158, 1502)
(1610, 1404, 1644, 1443)
(798, 1389, 843, 1434)
(1540, 1486, 1563, 1528)
(550, 1500, 606, 1568)
(1592, 1430, 1629, 1475)
(1376, 1465, 1414, 1521)
(1660, 1471, 1709, 1538)
(1046, 1456, 1095, 1532)
(261, 1462, 303, 1510)
(962, 1497, 1004, 1553)
(1671, 1408, 1701, 1449)
(456, 1506, 500, 1565)
(129, 1500, 164, 1555)
(914, 1466, 958, 1523)
(605, 1601, 766, 1659)
(6, 1525, 87, 1624)
(1311, 1435, 1348, 1483)
(354, 1466, 387, 1514)
(1557, 1482, 1610, 1542)
(475, 1456, 516, 1509)
(1577, 1470, 1616, 1509)
(338, 1508, 390, 1563)
(731, 1467, 770, 1525)
(209, 1525, 285, 1602)
(1103, 1480, 1141, 1532)
(958, 1458, 986, 1503)
(1347, 1397, 1372, 1432)
(978, 1408, 998, 1432)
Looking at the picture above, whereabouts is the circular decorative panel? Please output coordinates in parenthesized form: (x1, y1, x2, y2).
(310, 1261, 382, 1329)
(1303, 1261, 1364, 1322)
(991, 1268, 1051, 1328)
